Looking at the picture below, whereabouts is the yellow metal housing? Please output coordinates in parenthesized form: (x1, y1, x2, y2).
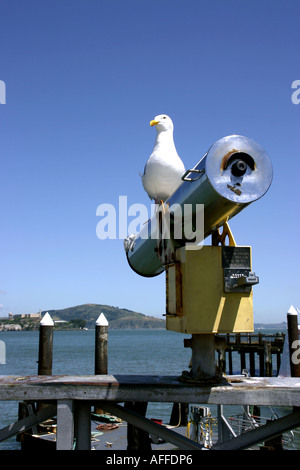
(166, 245, 254, 334)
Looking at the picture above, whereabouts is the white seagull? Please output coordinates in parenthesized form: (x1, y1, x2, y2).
(142, 114, 185, 204)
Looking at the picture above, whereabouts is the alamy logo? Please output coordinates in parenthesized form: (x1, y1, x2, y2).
(291, 339, 300, 365)
(0, 80, 6, 104)
(0, 340, 5, 364)
(96, 196, 204, 245)
(291, 80, 300, 105)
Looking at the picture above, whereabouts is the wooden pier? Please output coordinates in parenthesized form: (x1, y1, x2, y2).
(0, 373, 300, 450)
(216, 332, 285, 377)
(0, 314, 299, 451)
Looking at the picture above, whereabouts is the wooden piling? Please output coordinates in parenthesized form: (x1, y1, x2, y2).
(218, 348, 226, 375)
(94, 313, 108, 416)
(258, 333, 264, 375)
(240, 351, 246, 372)
(264, 342, 272, 377)
(216, 332, 285, 376)
(126, 401, 151, 451)
(259, 351, 265, 376)
(20, 312, 55, 446)
(287, 305, 300, 378)
(95, 313, 108, 375)
(38, 313, 54, 375)
(227, 334, 233, 375)
(228, 349, 233, 375)
(249, 352, 255, 376)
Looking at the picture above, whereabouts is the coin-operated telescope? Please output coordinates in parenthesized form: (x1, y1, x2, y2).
(124, 135, 272, 380)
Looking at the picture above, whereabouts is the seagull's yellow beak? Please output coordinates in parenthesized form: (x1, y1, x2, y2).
(150, 119, 159, 127)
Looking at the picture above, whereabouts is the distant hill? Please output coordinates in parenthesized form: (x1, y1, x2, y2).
(42, 304, 165, 329)
(42, 305, 289, 331)
(5, 303, 288, 331)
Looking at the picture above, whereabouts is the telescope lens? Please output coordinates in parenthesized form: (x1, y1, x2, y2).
(231, 160, 247, 177)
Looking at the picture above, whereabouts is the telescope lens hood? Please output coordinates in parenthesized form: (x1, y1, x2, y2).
(204, 135, 273, 203)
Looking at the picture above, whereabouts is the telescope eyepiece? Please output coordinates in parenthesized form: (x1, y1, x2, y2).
(231, 160, 247, 177)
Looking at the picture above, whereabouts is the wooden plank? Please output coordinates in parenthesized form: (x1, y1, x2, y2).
(0, 375, 299, 407)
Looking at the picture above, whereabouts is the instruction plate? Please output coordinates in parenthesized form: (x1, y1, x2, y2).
(222, 247, 251, 269)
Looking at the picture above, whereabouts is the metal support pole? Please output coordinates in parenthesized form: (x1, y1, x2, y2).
(287, 305, 300, 378)
(95, 313, 108, 375)
(217, 404, 236, 444)
(0, 405, 56, 443)
(213, 407, 300, 450)
(38, 312, 54, 375)
(99, 402, 204, 450)
(191, 334, 216, 378)
(75, 402, 91, 450)
(56, 400, 75, 450)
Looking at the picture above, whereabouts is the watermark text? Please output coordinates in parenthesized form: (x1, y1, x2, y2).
(0, 340, 6, 364)
(291, 339, 300, 365)
(96, 196, 204, 245)
(291, 80, 300, 105)
(0, 80, 6, 104)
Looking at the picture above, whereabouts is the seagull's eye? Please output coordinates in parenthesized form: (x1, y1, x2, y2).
(163, 116, 167, 119)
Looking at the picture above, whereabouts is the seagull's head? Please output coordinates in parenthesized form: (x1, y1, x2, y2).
(150, 114, 174, 132)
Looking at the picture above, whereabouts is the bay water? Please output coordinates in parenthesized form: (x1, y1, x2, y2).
(0, 327, 295, 450)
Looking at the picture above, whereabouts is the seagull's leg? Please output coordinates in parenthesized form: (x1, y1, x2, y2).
(160, 200, 170, 214)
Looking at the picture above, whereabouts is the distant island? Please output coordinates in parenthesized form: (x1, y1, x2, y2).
(0, 304, 166, 331)
(45, 304, 166, 329)
(0, 303, 288, 332)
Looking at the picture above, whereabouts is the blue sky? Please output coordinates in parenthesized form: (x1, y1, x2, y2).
(0, 0, 299, 324)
